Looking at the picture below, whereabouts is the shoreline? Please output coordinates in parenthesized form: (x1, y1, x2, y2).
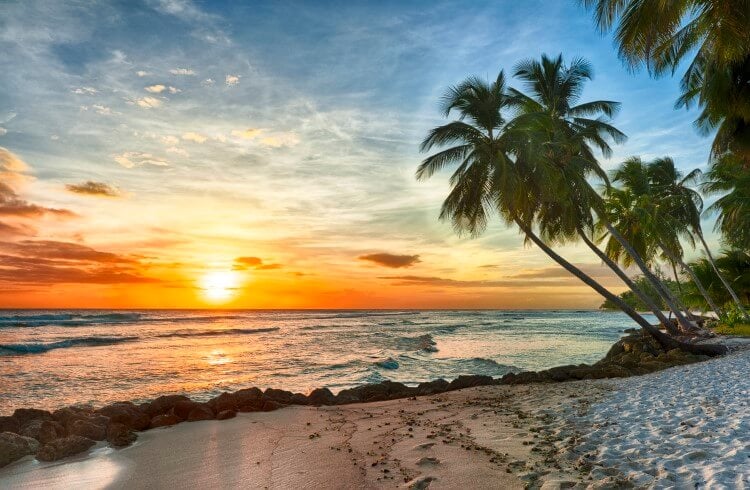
(1, 333, 748, 488)
(1, 345, 748, 489)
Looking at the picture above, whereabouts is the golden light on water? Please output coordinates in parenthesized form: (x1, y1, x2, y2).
(199, 271, 241, 303)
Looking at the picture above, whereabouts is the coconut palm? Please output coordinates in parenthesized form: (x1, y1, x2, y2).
(505, 54, 679, 332)
(580, 1, 750, 155)
(703, 154, 750, 250)
(416, 65, 729, 355)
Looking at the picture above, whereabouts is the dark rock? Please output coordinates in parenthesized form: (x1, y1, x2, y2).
(0, 416, 20, 434)
(68, 419, 106, 441)
(307, 388, 335, 406)
(145, 395, 191, 417)
(106, 423, 137, 447)
(0, 432, 39, 468)
(186, 404, 214, 422)
(37, 420, 67, 444)
(216, 410, 237, 420)
(208, 393, 236, 413)
(263, 388, 294, 404)
(416, 379, 449, 396)
(261, 400, 284, 412)
(290, 393, 309, 405)
(170, 400, 198, 420)
(447, 375, 495, 391)
(19, 419, 45, 441)
(335, 381, 415, 404)
(234, 388, 263, 411)
(149, 414, 181, 429)
(12, 408, 52, 427)
(98, 402, 150, 431)
(36, 435, 95, 462)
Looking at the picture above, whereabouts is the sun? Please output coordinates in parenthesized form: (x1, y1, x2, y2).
(199, 271, 241, 303)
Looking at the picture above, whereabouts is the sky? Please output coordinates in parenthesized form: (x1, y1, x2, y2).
(0, 0, 721, 309)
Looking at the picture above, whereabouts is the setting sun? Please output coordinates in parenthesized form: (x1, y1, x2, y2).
(199, 271, 241, 303)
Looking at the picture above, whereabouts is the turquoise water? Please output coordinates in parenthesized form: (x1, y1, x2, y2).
(0, 309, 650, 414)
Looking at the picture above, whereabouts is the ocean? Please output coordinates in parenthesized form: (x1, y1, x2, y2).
(0, 309, 652, 414)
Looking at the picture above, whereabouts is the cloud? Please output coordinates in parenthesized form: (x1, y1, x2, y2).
(225, 74, 240, 86)
(0, 183, 75, 218)
(136, 70, 150, 77)
(233, 256, 282, 271)
(0, 128, 6, 136)
(135, 96, 162, 108)
(201, 78, 215, 87)
(359, 253, 420, 268)
(168, 86, 180, 94)
(145, 84, 166, 93)
(231, 128, 263, 139)
(65, 181, 121, 198)
(507, 264, 620, 280)
(182, 131, 207, 143)
(0, 240, 158, 284)
(72, 87, 97, 95)
(379, 275, 573, 288)
(0, 221, 35, 238)
(161, 135, 179, 145)
(166, 146, 189, 157)
(170, 67, 195, 75)
(261, 133, 300, 148)
(114, 151, 169, 168)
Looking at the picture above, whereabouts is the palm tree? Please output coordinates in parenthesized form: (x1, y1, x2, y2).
(650, 156, 750, 318)
(597, 158, 700, 332)
(716, 250, 750, 304)
(505, 54, 678, 332)
(417, 62, 725, 355)
(703, 154, 750, 250)
(580, 0, 750, 155)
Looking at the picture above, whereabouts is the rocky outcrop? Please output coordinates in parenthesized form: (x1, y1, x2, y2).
(186, 404, 214, 422)
(0, 416, 20, 434)
(447, 375, 496, 391)
(0, 432, 39, 468)
(106, 423, 137, 447)
(97, 402, 149, 431)
(68, 419, 106, 441)
(12, 408, 52, 427)
(145, 395, 191, 418)
(36, 435, 95, 462)
(149, 414, 181, 429)
(216, 410, 237, 420)
(234, 388, 263, 411)
(335, 380, 417, 404)
(208, 393, 236, 414)
(501, 332, 710, 385)
(307, 388, 335, 406)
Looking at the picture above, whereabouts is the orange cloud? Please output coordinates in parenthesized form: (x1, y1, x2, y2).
(233, 256, 282, 270)
(65, 181, 121, 198)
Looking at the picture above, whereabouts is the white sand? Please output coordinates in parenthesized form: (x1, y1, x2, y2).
(1, 346, 748, 489)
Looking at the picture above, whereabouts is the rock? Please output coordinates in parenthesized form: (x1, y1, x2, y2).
(0, 416, 20, 434)
(52, 407, 87, 427)
(170, 400, 198, 420)
(145, 395, 191, 417)
(261, 400, 284, 412)
(0, 432, 39, 468)
(307, 388, 335, 406)
(98, 402, 150, 431)
(37, 420, 67, 444)
(216, 410, 237, 420)
(234, 388, 263, 412)
(447, 375, 495, 391)
(290, 393, 309, 405)
(106, 423, 137, 447)
(12, 408, 52, 427)
(263, 388, 294, 404)
(19, 419, 45, 440)
(36, 435, 95, 462)
(186, 404, 214, 422)
(208, 393, 236, 413)
(68, 419, 106, 441)
(149, 414, 181, 429)
(416, 379, 449, 395)
(336, 381, 415, 404)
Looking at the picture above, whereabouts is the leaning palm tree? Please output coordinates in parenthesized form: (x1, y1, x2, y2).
(505, 54, 679, 333)
(650, 156, 749, 318)
(702, 154, 750, 250)
(417, 64, 725, 355)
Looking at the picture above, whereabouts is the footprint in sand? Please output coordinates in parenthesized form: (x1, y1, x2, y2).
(416, 457, 440, 466)
(406, 476, 437, 489)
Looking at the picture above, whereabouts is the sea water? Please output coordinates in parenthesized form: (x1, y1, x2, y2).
(0, 309, 652, 413)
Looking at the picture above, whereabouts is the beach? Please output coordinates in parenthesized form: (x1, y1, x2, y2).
(1, 343, 747, 489)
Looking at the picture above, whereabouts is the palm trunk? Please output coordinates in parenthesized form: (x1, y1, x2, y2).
(697, 231, 750, 319)
(671, 261, 683, 295)
(602, 221, 697, 332)
(577, 228, 677, 334)
(515, 219, 726, 355)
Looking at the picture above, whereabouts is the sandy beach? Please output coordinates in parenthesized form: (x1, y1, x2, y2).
(1, 344, 747, 489)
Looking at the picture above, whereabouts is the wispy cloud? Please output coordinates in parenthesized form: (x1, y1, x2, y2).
(169, 67, 195, 76)
(65, 181, 121, 198)
(114, 152, 169, 168)
(359, 253, 421, 268)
